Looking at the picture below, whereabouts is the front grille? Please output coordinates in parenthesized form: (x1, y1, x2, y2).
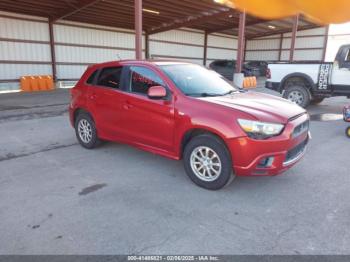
(284, 138, 308, 165)
(292, 120, 309, 138)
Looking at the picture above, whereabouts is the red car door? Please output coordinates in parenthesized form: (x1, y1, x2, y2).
(118, 65, 175, 152)
(86, 66, 125, 140)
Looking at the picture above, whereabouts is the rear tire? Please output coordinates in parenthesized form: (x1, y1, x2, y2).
(183, 134, 235, 190)
(75, 112, 101, 149)
(283, 85, 311, 108)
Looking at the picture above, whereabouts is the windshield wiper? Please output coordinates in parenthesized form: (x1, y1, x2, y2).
(185, 92, 222, 97)
(221, 89, 238, 96)
(185, 89, 240, 97)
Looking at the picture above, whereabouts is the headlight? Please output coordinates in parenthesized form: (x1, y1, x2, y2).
(237, 119, 284, 139)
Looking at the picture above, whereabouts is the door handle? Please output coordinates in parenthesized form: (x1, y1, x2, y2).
(90, 93, 97, 100)
(123, 101, 133, 110)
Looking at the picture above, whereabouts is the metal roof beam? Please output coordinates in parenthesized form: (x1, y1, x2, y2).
(248, 24, 319, 39)
(147, 9, 235, 35)
(50, 0, 102, 22)
(206, 18, 266, 34)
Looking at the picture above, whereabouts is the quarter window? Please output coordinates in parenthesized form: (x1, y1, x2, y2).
(86, 70, 98, 85)
(129, 66, 165, 95)
(97, 67, 123, 89)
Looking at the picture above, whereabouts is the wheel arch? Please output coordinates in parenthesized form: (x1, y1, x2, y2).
(280, 73, 316, 93)
(180, 127, 230, 160)
(73, 107, 95, 125)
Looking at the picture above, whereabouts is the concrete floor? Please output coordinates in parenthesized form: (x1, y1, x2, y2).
(0, 87, 349, 255)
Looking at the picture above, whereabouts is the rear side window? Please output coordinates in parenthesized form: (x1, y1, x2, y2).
(129, 66, 165, 95)
(86, 70, 98, 85)
(97, 67, 123, 89)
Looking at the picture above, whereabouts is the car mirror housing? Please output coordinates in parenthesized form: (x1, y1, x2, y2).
(148, 86, 167, 99)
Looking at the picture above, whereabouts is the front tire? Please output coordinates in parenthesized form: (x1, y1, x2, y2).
(283, 85, 311, 108)
(75, 112, 101, 149)
(183, 134, 235, 190)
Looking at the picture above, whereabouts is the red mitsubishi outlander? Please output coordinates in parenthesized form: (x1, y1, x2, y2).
(69, 60, 310, 190)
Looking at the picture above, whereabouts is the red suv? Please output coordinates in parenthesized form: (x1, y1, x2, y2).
(69, 60, 310, 190)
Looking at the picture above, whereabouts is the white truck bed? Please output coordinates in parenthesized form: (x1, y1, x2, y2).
(268, 63, 322, 84)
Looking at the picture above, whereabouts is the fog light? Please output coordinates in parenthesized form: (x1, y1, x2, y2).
(257, 157, 274, 168)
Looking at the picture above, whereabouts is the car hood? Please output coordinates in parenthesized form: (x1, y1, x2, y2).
(199, 91, 306, 123)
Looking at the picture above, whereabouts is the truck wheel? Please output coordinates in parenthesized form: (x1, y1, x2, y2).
(75, 112, 101, 149)
(183, 134, 235, 190)
(346, 127, 350, 138)
(283, 85, 310, 108)
(311, 97, 324, 105)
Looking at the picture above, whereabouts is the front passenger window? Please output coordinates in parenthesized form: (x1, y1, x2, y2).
(97, 67, 123, 89)
(129, 66, 165, 95)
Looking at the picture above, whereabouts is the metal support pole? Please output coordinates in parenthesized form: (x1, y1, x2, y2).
(145, 32, 149, 59)
(278, 33, 283, 61)
(236, 11, 246, 73)
(289, 14, 299, 62)
(203, 31, 208, 66)
(243, 37, 247, 62)
(322, 25, 329, 62)
(134, 0, 142, 59)
(48, 21, 57, 82)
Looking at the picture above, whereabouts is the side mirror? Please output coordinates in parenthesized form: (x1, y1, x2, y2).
(148, 86, 167, 99)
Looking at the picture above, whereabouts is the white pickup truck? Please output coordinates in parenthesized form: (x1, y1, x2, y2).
(265, 44, 350, 107)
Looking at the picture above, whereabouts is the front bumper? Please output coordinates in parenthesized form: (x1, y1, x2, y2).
(228, 113, 310, 176)
(68, 105, 75, 127)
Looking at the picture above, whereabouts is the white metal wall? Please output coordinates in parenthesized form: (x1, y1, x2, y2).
(0, 11, 147, 89)
(149, 28, 204, 64)
(245, 35, 280, 61)
(207, 33, 237, 66)
(0, 11, 256, 90)
(54, 21, 145, 80)
(149, 29, 237, 66)
(0, 11, 51, 90)
(325, 22, 350, 62)
(246, 27, 327, 62)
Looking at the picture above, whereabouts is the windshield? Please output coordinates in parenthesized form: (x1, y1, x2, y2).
(159, 64, 237, 97)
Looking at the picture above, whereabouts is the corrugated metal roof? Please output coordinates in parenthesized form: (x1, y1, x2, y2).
(0, 0, 320, 39)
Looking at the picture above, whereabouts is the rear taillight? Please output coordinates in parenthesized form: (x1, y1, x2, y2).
(266, 68, 271, 79)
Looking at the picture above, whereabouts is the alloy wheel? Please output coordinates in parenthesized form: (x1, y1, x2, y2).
(78, 119, 93, 144)
(190, 146, 222, 182)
